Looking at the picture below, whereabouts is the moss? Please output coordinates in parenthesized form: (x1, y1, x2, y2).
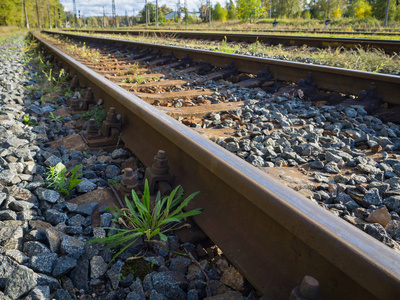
(121, 257, 154, 281)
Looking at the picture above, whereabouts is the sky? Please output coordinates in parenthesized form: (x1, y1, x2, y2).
(60, 0, 219, 17)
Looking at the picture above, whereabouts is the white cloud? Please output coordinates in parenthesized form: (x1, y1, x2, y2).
(60, 0, 217, 17)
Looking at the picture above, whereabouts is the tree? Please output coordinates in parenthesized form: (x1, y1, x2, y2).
(212, 3, 228, 21)
(273, 0, 302, 18)
(236, 0, 266, 22)
(160, 4, 173, 16)
(347, 0, 372, 18)
(226, 0, 237, 19)
(371, 0, 397, 20)
(0, 0, 64, 28)
(139, 3, 156, 23)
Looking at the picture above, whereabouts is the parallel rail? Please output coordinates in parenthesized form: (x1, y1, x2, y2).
(62, 29, 400, 53)
(45, 30, 400, 106)
(33, 31, 400, 299)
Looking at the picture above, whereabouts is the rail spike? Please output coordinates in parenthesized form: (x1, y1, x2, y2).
(145, 150, 173, 196)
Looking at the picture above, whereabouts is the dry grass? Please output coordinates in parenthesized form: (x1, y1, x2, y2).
(61, 30, 399, 75)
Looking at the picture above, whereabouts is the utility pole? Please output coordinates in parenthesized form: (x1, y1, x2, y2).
(73, 0, 78, 29)
(23, 0, 29, 29)
(125, 10, 129, 27)
(145, 0, 148, 28)
(156, 0, 159, 28)
(112, 0, 117, 28)
(208, 0, 212, 27)
(48, 5, 52, 29)
(103, 6, 106, 28)
(35, 0, 40, 28)
(384, 0, 390, 27)
(177, 0, 181, 29)
(185, 0, 188, 28)
(270, 0, 272, 18)
(54, 7, 57, 28)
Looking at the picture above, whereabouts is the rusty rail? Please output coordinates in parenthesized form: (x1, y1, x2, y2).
(43, 31, 400, 106)
(32, 31, 400, 299)
(61, 28, 400, 53)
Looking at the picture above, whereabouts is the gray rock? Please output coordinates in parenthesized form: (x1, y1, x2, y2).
(107, 260, 124, 289)
(90, 255, 108, 279)
(324, 162, 340, 174)
(309, 160, 324, 169)
(45, 209, 68, 225)
(25, 285, 50, 300)
(8, 200, 34, 211)
(151, 271, 188, 300)
(384, 196, 400, 213)
(105, 165, 121, 179)
(126, 291, 146, 300)
(44, 155, 62, 167)
(34, 187, 60, 203)
(34, 273, 60, 292)
(169, 256, 192, 272)
(111, 148, 128, 159)
(100, 213, 113, 227)
(0, 210, 17, 221)
(0, 255, 18, 289)
(4, 249, 29, 264)
(52, 256, 77, 277)
(5, 264, 37, 300)
(76, 179, 97, 193)
(130, 278, 145, 297)
(23, 241, 51, 257)
(362, 188, 383, 208)
(0, 170, 19, 185)
(69, 257, 89, 291)
(30, 253, 58, 274)
(60, 236, 85, 259)
(52, 289, 72, 300)
(67, 214, 85, 227)
(75, 202, 99, 216)
(45, 228, 64, 253)
(0, 225, 23, 252)
(356, 223, 400, 251)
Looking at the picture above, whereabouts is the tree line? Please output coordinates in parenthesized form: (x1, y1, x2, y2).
(1, 0, 399, 28)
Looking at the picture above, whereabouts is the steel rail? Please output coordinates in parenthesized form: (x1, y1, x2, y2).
(32, 31, 400, 299)
(61, 29, 400, 53)
(45, 30, 400, 106)
(63, 28, 400, 36)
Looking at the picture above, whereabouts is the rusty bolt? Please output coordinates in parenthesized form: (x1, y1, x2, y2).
(152, 150, 169, 175)
(121, 168, 138, 187)
(69, 97, 80, 111)
(290, 275, 321, 300)
(87, 119, 99, 139)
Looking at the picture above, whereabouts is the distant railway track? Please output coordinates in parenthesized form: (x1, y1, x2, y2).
(33, 30, 400, 299)
(62, 29, 400, 54)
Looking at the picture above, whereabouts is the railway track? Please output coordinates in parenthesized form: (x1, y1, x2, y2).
(62, 29, 400, 54)
(32, 30, 400, 299)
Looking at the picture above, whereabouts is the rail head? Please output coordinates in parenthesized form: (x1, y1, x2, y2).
(32, 30, 400, 299)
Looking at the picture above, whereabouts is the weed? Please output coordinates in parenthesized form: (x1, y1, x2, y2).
(122, 75, 144, 84)
(87, 180, 201, 263)
(79, 106, 107, 125)
(45, 162, 83, 195)
(49, 112, 64, 122)
(23, 115, 39, 126)
(218, 36, 237, 54)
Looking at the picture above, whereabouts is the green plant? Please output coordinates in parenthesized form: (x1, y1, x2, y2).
(79, 106, 107, 125)
(45, 162, 83, 195)
(23, 115, 39, 126)
(87, 180, 201, 263)
(49, 112, 64, 122)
